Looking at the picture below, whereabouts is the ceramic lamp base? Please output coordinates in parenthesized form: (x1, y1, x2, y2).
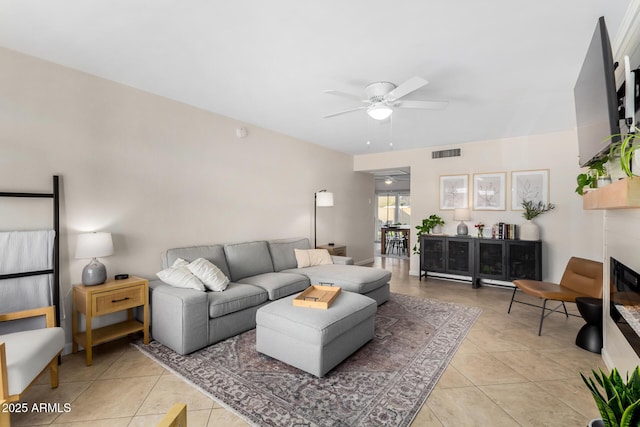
(457, 221, 468, 236)
(82, 258, 107, 286)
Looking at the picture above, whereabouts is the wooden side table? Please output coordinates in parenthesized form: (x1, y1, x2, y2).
(316, 244, 347, 257)
(72, 276, 149, 365)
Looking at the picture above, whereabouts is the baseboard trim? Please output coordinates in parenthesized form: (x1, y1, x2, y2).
(601, 348, 615, 371)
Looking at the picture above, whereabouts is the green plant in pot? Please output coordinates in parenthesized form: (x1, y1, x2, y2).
(412, 214, 445, 254)
(519, 199, 555, 241)
(521, 200, 555, 220)
(608, 130, 640, 178)
(581, 367, 640, 427)
(576, 156, 610, 195)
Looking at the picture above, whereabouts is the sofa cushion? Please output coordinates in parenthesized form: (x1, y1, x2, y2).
(187, 258, 230, 292)
(283, 264, 391, 294)
(3, 327, 65, 396)
(238, 272, 310, 300)
(163, 245, 231, 279)
(224, 241, 274, 281)
(156, 258, 206, 291)
(208, 282, 268, 319)
(268, 238, 311, 272)
(294, 249, 333, 268)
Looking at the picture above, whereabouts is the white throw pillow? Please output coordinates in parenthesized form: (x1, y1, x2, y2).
(294, 249, 334, 268)
(156, 258, 206, 291)
(187, 258, 230, 292)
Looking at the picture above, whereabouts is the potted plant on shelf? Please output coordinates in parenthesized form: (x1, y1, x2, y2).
(575, 156, 611, 195)
(412, 214, 445, 254)
(581, 367, 640, 427)
(608, 130, 640, 178)
(519, 199, 555, 241)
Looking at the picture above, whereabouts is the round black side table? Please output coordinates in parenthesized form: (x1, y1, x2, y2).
(575, 297, 603, 354)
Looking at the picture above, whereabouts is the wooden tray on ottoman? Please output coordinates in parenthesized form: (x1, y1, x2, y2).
(293, 285, 341, 309)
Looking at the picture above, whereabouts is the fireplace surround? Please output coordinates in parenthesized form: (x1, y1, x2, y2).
(610, 257, 640, 357)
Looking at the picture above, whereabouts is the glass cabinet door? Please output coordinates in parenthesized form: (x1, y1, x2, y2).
(447, 239, 472, 275)
(507, 241, 541, 280)
(476, 240, 505, 279)
(422, 237, 445, 272)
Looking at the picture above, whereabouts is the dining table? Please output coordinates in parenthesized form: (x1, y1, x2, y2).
(380, 225, 411, 255)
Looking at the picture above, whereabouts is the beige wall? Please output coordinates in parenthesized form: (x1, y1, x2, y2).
(0, 47, 375, 344)
(354, 131, 605, 282)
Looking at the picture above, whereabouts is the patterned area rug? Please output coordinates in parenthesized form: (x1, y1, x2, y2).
(134, 293, 481, 427)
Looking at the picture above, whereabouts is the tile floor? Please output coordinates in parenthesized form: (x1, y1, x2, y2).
(10, 256, 605, 426)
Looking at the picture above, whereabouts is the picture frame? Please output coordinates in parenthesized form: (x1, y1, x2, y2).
(511, 169, 549, 210)
(439, 174, 469, 210)
(473, 172, 506, 210)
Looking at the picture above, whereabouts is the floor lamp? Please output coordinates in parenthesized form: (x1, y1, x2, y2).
(314, 190, 334, 248)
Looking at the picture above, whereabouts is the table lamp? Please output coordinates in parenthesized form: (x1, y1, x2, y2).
(76, 232, 114, 285)
(454, 208, 470, 236)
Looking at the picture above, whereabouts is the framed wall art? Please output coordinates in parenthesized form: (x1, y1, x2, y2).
(439, 174, 469, 210)
(511, 169, 549, 210)
(473, 172, 506, 210)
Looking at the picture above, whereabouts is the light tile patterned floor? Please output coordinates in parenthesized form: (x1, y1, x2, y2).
(10, 256, 604, 426)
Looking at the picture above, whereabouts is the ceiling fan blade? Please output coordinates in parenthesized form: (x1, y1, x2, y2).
(323, 106, 367, 118)
(323, 89, 367, 102)
(396, 100, 449, 110)
(386, 77, 429, 102)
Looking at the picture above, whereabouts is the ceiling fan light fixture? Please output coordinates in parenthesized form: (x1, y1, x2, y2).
(367, 104, 393, 120)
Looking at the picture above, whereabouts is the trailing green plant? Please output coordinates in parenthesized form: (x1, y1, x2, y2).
(576, 173, 596, 195)
(575, 156, 610, 196)
(609, 130, 640, 178)
(412, 214, 445, 254)
(581, 367, 640, 427)
(521, 199, 555, 220)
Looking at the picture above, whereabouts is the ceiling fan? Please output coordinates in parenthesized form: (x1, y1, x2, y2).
(323, 76, 448, 120)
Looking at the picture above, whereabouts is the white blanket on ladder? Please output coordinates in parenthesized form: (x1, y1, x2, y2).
(0, 230, 55, 333)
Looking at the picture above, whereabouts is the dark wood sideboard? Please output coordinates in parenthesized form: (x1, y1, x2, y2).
(419, 234, 542, 288)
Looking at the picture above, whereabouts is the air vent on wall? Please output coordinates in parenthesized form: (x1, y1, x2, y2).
(432, 148, 461, 159)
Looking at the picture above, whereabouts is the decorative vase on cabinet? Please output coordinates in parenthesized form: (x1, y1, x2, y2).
(519, 220, 540, 241)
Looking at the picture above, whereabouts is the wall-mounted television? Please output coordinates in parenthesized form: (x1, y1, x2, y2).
(574, 16, 621, 167)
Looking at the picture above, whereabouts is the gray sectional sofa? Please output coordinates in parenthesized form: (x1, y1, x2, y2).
(149, 237, 391, 355)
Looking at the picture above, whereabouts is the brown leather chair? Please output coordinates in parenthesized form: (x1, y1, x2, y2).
(508, 257, 603, 335)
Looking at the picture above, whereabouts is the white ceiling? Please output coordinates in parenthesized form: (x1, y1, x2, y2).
(0, 1, 631, 155)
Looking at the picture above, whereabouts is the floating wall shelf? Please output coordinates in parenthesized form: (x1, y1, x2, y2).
(583, 177, 640, 209)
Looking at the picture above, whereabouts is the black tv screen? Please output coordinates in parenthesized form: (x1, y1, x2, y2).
(574, 16, 620, 167)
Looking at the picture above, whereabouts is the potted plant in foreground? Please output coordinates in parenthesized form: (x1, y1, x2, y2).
(412, 214, 445, 254)
(581, 367, 640, 427)
(519, 199, 555, 241)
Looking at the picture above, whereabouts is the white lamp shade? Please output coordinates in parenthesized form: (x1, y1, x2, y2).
(453, 208, 471, 221)
(316, 191, 334, 207)
(367, 104, 393, 121)
(75, 232, 114, 259)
